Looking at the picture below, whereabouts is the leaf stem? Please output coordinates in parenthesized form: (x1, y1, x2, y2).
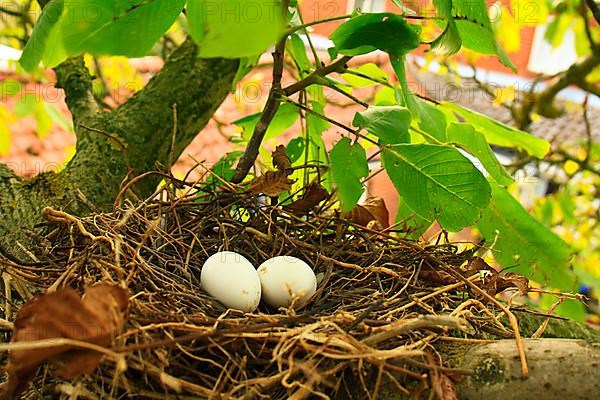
(285, 14, 353, 35)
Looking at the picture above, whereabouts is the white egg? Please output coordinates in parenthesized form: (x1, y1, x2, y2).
(200, 251, 261, 313)
(257, 256, 317, 308)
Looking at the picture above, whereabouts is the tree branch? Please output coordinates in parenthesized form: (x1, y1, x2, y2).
(0, 37, 239, 253)
(61, 39, 239, 204)
(0, 5, 24, 18)
(53, 56, 99, 127)
(584, 0, 600, 25)
(526, 52, 600, 119)
(283, 55, 352, 96)
(230, 34, 288, 184)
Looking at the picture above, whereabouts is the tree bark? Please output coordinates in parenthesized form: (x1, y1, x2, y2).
(456, 339, 600, 399)
(0, 39, 239, 255)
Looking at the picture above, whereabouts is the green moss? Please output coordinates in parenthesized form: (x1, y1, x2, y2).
(471, 354, 506, 385)
(515, 312, 600, 340)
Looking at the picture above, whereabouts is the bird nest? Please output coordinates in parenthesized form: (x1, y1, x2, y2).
(0, 178, 538, 399)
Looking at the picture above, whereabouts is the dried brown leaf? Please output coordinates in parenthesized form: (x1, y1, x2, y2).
(420, 270, 456, 286)
(465, 257, 492, 274)
(465, 258, 529, 296)
(0, 284, 129, 399)
(361, 197, 390, 228)
(427, 351, 458, 400)
(272, 145, 291, 171)
(247, 170, 295, 197)
(497, 272, 530, 295)
(438, 373, 458, 400)
(284, 183, 329, 214)
(344, 204, 375, 227)
(343, 197, 390, 230)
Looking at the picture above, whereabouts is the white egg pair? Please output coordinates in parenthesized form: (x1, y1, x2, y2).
(200, 251, 317, 313)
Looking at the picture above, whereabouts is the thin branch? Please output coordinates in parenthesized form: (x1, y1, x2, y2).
(322, 80, 369, 107)
(293, 7, 322, 65)
(584, 0, 600, 25)
(579, 3, 598, 51)
(283, 55, 352, 96)
(0, 5, 24, 17)
(576, 79, 600, 97)
(531, 52, 600, 118)
(286, 14, 352, 35)
(285, 98, 380, 147)
(285, 98, 357, 135)
(32, 2, 98, 123)
(230, 1, 290, 184)
(582, 97, 592, 165)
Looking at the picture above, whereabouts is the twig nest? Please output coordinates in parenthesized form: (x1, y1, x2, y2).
(257, 256, 317, 308)
(200, 251, 261, 312)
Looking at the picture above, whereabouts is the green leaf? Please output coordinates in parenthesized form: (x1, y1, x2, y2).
(446, 123, 514, 185)
(33, 101, 53, 139)
(352, 106, 411, 145)
(434, 0, 515, 70)
(442, 102, 550, 158)
(382, 144, 491, 231)
(232, 55, 261, 86)
(42, 19, 68, 67)
(286, 137, 305, 164)
(374, 86, 397, 106)
(476, 183, 575, 290)
(288, 34, 312, 74)
(330, 137, 369, 212)
(341, 63, 389, 88)
(540, 295, 586, 322)
(390, 56, 420, 116)
(396, 197, 433, 239)
(0, 122, 10, 156)
(46, 104, 73, 132)
(235, 103, 299, 141)
(414, 98, 447, 142)
(188, 0, 285, 58)
(431, 20, 462, 56)
(306, 85, 330, 161)
(210, 151, 244, 182)
(557, 191, 577, 224)
(544, 13, 573, 48)
(58, 0, 185, 58)
(0, 106, 13, 156)
(14, 94, 36, 116)
(433, 0, 452, 18)
(330, 13, 419, 57)
(19, 0, 64, 71)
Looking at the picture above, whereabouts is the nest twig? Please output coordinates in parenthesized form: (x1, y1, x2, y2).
(0, 180, 532, 399)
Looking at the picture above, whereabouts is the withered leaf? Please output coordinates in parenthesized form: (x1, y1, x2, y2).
(247, 170, 295, 197)
(465, 257, 491, 274)
(465, 257, 529, 296)
(420, 269, 456, 286)
(272, 145, 291, 172)
(497, 272, 530, 295)
(344, 197, 390, 229)
(0, 284, 129, 399)
(284, 183, 329, 214)
(427, 351, 458, 400)
(362, 197, 390, 229)
(437, 373, 459, 400)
